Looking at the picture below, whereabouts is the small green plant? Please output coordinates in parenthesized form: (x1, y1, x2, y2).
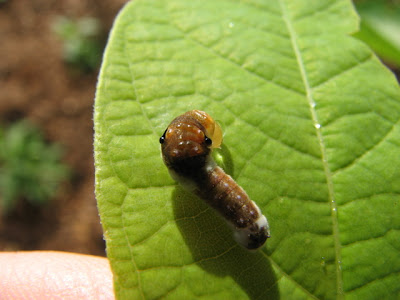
(0, 121, 69, 214)
(53, 16, 103, 72)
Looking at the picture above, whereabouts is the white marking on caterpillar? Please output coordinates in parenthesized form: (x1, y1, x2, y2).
(160, 110, 270, 250)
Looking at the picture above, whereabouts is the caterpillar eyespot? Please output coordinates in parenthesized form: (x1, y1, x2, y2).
(204, 136, 212, 146)
(160, 110, 270, 250)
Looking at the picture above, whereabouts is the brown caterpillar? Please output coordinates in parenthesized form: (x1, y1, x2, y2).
(159, 110, 270, 250)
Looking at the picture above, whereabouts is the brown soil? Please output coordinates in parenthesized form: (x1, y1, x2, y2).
(0, 0, 128, 256)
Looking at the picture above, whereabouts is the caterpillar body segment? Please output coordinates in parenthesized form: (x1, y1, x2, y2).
(160, 110, 270, 250)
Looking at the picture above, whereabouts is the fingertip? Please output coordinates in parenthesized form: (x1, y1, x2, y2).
(0, 251, 114, 300)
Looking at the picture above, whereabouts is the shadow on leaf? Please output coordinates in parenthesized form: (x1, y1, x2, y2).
(173, 186, 279, 300)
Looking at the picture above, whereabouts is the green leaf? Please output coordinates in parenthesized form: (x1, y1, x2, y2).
(94, 0, 400, 299)
(354, 1, 400, 67)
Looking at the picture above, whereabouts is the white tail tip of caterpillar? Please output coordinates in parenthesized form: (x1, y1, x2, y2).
(233, 215, 270, 250)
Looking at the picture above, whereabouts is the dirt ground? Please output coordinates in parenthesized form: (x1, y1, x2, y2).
(0, 0, 128, 256)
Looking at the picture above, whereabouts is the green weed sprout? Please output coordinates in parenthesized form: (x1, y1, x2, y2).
(0, 121, 69, 214)
(53, 16, 103, 72)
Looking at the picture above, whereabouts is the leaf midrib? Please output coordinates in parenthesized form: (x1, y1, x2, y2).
(161, 0, 345, 297)
(121, 0, 345, 298)
(279, 0, 343, 298)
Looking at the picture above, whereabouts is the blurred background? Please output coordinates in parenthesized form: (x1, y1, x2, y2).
(0, 0, 399, 257)
(0, 0, 128, 256)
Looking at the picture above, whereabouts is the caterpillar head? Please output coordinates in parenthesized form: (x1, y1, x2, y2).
(160, 110, 222, 176)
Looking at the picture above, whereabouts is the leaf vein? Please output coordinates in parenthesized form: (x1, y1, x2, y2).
(263, 251, 320, 300)
(166, 11, 305, 96)
(279, 0, 343, 297)
(333, 116, 399, 175)
(313, 54, 372, 89)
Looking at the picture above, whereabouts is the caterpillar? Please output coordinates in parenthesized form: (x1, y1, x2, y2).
(159, 110, 270, 250)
